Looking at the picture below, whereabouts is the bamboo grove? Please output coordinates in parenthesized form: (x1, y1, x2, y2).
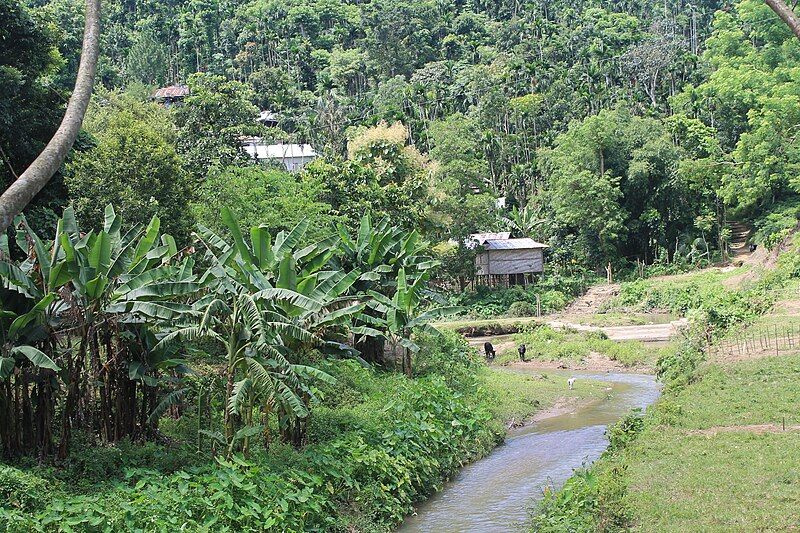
(0, 205, 455, 460)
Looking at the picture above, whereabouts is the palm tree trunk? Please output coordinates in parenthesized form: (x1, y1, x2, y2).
(0, 0, 101, 234)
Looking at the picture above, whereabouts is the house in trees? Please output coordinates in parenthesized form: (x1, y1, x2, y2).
(257, 110, 280, 128)
(242, 137, 318, 172)
(469, 232, 548, 287)
(150, 85, 190, 107)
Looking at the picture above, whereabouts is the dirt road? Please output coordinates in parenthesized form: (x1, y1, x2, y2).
(546, 319, 687, 342)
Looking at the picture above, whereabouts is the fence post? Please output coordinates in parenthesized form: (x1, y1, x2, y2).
(775, 325, 779, 357)
(536, 294, 541, 318)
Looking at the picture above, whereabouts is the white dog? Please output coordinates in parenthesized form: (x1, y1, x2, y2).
(568, 377, 576, 390)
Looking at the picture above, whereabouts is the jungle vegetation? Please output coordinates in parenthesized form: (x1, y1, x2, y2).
(2, 0, 800, 529)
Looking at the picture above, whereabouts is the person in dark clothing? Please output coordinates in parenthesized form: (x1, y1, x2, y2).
(484, 341, 495, 362)
(518, 344, 527, 362)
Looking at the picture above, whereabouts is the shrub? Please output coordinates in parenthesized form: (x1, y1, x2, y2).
(753, 198, 800, 250)
(0, 333, 497, 532)
(507, 301, 536, 317)
(605, 410, 644, 453)
(450, 271, 595, 318)
(0, 466, 52, 513)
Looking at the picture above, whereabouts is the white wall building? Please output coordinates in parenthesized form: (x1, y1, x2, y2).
(242, 138, 318, 172)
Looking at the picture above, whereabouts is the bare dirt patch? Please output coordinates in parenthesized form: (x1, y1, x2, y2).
(562, 284, 619, 315)
(546, 318, 686, 343)
(507, 351, 653, 374)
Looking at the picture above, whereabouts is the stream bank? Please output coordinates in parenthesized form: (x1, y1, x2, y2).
(399, 369, 661, 532)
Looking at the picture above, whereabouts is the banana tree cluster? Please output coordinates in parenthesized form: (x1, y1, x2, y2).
(0, 206, 199, 459)
(332, 215, 441, 365)
(1, 204, 456, 459)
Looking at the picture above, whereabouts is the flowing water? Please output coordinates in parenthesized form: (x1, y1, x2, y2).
(398, 369, 661, 533)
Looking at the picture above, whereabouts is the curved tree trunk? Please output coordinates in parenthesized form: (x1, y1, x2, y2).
(0, 0, 101, 234)
(766, 0, 800, 40)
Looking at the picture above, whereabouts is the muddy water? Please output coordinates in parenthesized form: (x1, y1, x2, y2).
(398, 370, 660, 533)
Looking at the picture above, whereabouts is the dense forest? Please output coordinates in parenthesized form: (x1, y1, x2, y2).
(2, 0, 800, 529)
(4, 0, 799, 275)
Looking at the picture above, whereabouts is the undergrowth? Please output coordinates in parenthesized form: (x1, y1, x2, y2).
(0, 330, 567, 532)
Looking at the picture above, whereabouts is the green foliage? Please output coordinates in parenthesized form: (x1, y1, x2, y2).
(606, 410, 645, 453)
(508, 325, 655, 368)
(175, 72, 260, 181)
(0, 466, 53, 513)
(193, 165, 337, 241)
(507, 300, 536, 317)
(615, 271, 762, 329)
(66, 92, 194, 242)
(753, 197, 800, 250)
(539, 108, 710, 267)
(530, 469, 599, 533)
(302, 157, 423, 231)
(0, 0, 67, 232)
(452, 272, 591, 318)
(0, 332, 498, 532)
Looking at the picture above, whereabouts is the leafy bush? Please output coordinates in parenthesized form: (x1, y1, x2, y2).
(0, 466, 53, 513)
(507, 300, 536, 317)
(753, 198, 800, 250)
(508, 325, 651, 367)
(530, 469, 598, 533)
(606, 410, 644, 453)
(0, 333, 499, 532)
(414, 329, 482, 392)
(451, 271, 595, 318)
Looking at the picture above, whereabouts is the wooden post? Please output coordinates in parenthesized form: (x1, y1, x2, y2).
(536, 294, 541, 317)
(775, 325, 779, 356)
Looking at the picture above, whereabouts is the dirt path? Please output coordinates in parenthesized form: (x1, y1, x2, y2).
(562, 283, 620, 315)
(546, 318, 687, 342)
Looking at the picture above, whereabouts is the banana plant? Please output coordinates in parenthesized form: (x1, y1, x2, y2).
(51, 205, 202, 448)
(0, 206, 202, 459)
(198, 208, 365, 356)
(502, 205, 546, 239)
(1, 214, 75, 458)
(333, 214, 440, 365)
(195, 207, 336, 294)
(365, 268, 463, 377)
(156, 290, 333, 453)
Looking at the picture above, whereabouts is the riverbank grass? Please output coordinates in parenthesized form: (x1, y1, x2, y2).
(529, 242, 800, 532)
(480, 367, 606, 426)
(493, 325, 668, 369)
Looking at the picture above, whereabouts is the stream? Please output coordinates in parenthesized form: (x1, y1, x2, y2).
(398, 369, 661, 533)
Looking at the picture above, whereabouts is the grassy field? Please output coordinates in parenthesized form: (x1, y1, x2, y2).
(621, 354, 800, 531)
(491, 325, 670, 369)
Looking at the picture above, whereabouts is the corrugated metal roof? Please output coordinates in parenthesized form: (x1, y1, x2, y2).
(243, 142, 317, 160)
(483, 238, 548, 250)
(152, 85, 190, 99)
(469, 232, 511, 246)
(258, 110, 279, 123)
